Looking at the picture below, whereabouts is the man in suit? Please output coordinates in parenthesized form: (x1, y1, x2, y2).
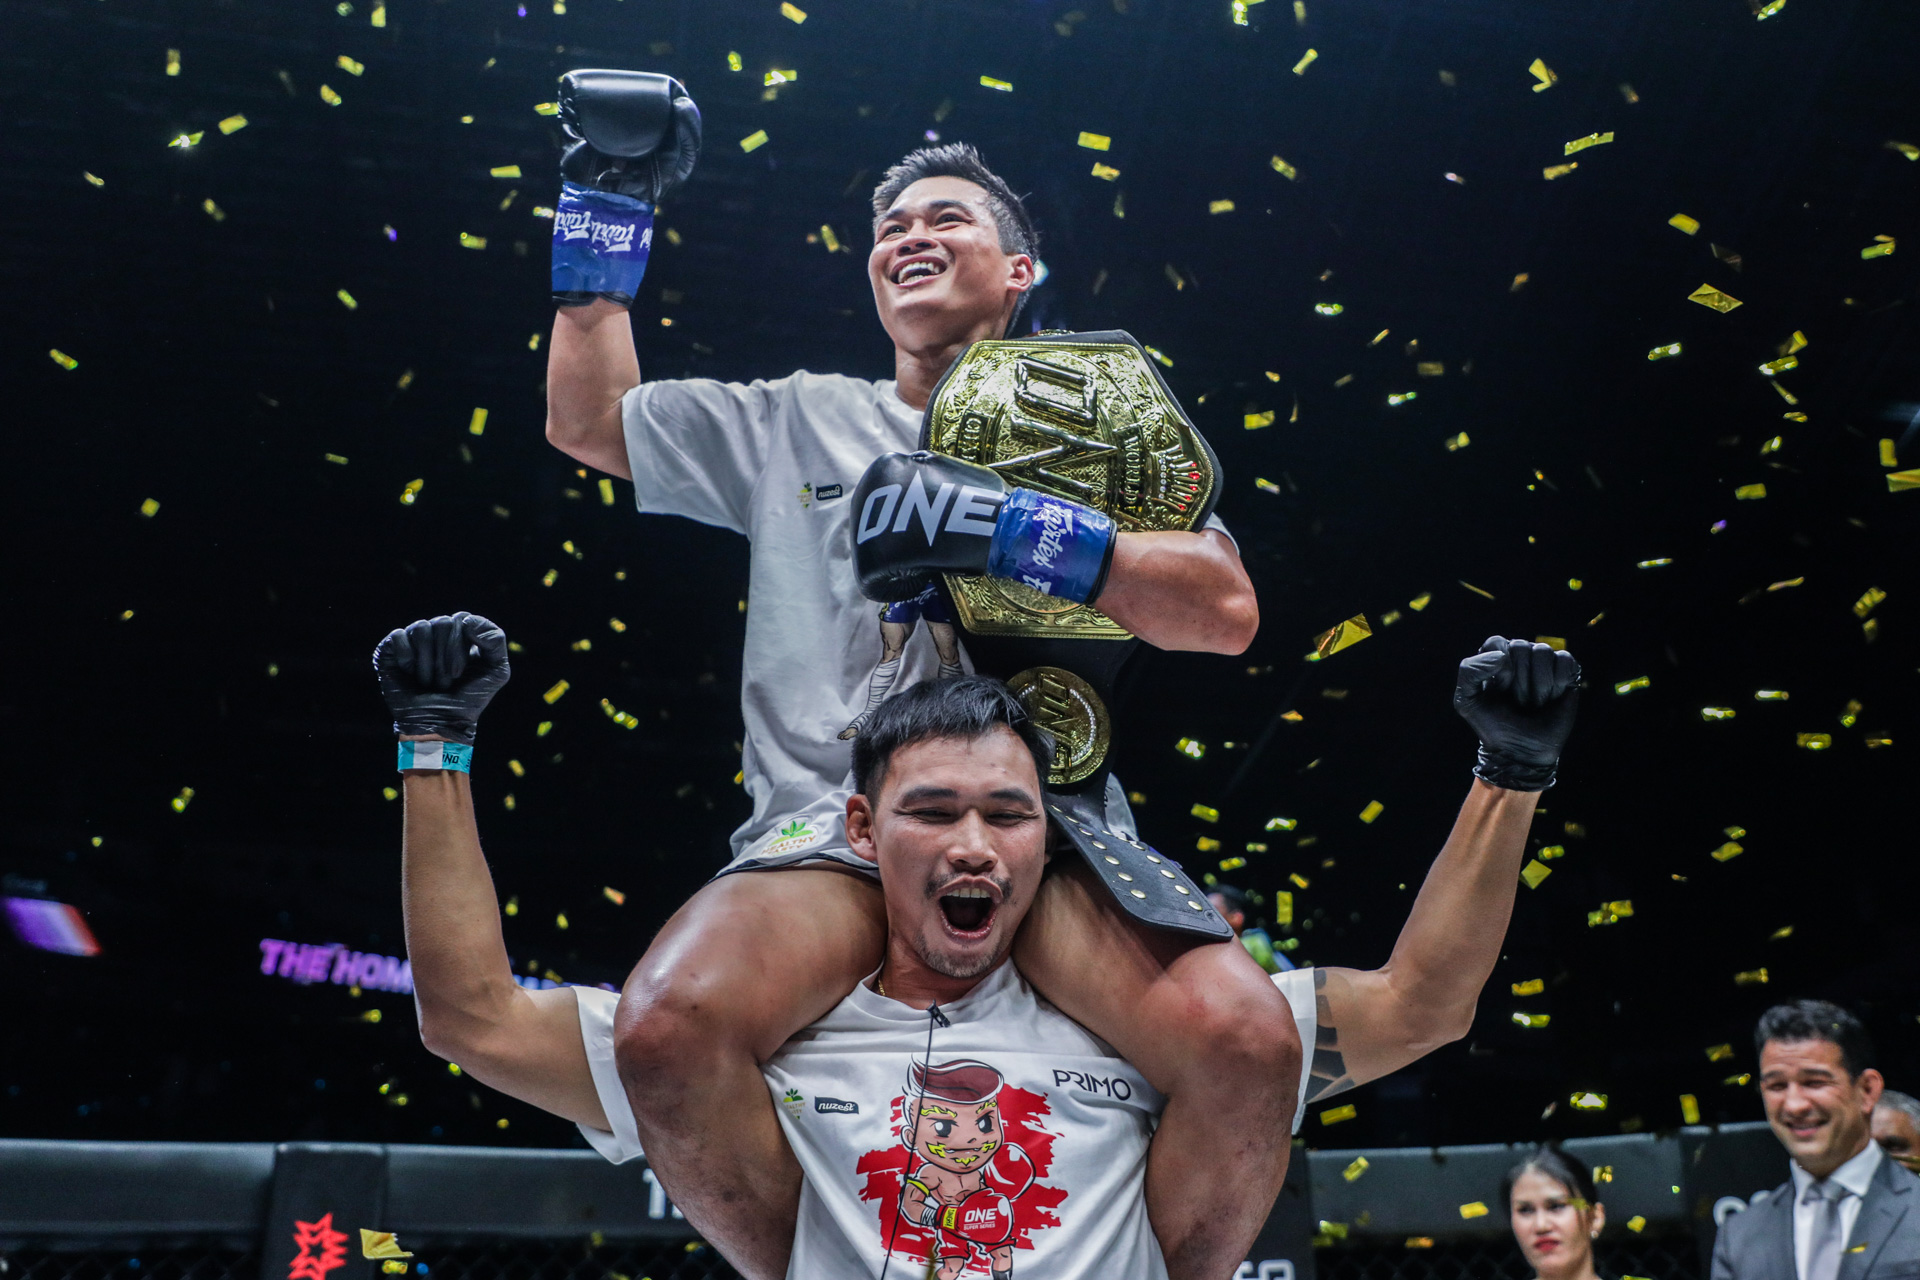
(1874, 1092, 1920, 1173)
(1713, 999, 1920, 1280)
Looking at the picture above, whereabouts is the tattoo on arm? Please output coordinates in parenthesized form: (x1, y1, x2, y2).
(1303, 967, 1356, 1103)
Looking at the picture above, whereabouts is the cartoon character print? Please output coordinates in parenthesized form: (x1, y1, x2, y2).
(838, 583, 965, 740)
(856, 1059, 1066, 1279)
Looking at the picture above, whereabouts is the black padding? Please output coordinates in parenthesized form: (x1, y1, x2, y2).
(0, 1139, 275, 1235)
(1047, 790, 1232, 939)
(560, 70, 677, 157)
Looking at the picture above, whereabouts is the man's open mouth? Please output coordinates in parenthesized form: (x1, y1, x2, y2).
(892, 257, 948, 286)
(939, 885, 997, 936)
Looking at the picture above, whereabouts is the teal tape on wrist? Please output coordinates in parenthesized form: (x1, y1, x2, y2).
(397, 741, 472, 773)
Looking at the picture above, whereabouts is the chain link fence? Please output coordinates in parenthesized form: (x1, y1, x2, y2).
(1, 1234, 1702, 1280)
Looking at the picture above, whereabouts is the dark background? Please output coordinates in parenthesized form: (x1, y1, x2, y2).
(1, 0, 1915, 1154)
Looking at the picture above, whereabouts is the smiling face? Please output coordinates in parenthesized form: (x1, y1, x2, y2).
(868, 176, 1034, 355)
(1509, 1168, 1602, 1279)
(846, 727, 1048, 987)
(909, 1094, 1005, 1173)
(1760, 1037, 1883, 1177)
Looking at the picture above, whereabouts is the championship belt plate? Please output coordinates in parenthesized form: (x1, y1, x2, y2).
(920, 330, 1232, 939)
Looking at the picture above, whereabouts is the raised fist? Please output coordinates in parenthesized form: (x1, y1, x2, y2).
(373, 613, 510, 744)
(1453, 637, 1580, 791)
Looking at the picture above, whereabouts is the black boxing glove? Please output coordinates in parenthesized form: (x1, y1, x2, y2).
(850, 451, 1117, 604)
(1452, 637, 1581, 791)
(552, 70, 702, 308)
(373, 613, 511, 746)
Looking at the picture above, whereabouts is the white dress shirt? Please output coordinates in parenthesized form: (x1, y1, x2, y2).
(1791, 1137, 1883, 1280)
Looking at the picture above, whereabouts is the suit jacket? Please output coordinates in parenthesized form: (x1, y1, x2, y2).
(1712, 1151, 1920, 1280)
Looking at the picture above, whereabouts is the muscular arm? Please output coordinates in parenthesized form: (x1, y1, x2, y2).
(1302, 779, 1537, 1101)
(545, 298, 639, 479)
(401, 749, 608, 1128)
(1097, 528, 1258, 654)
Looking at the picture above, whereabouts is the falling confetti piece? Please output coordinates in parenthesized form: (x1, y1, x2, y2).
(1513, 1012, 1551, 1028)
(534, 101, 560, 116)
(1770, 924, 1795, 941)
(399, 478, 424, 505)
(1751, 0, 1785, 16)
(1734, 968, 1768, 985)
(780, 1, 806, 19)
(1669, 213, 1701, 235)
(763, 69, 797, 86)
(1513, 978, 1545, 996)
(1528, 58, 1557, 91)
(1270, 155, 1298, 180)
(1702, 707, 1736, 721)
(1190, 804, 1220, 823)
(1614, 676, 1650, 695)
(1863, 238, 1896, 260)
(1409, 592, 1433, 611)
(1090, 162, 1122, 180)
(49, 349, 79, 370)
(336, 289, 359, 310)
(1886, 141, 1920, 161)
(83, 171, 105, 187)
(1314, 302, 1343, 316)
(1078, 132, 1111, 150)
(169, 132, 204, 149)
(603, 886, 627, 906)
(489, 164, 523, 179)
(382, 786, 398, 801)
(218, 114, 249, 135)
(337, 55, 366, 76)
(1509, 272, 1530, 291)
(1734, 484, 1767, 500)
(1311, 615, 1372, 659)
(459, 232, 487, 250)
(1359, 800, 1384, 824)
(1521, 860, 1552, 889)
(980, 75, 1013, 91)
(371, 2, 386, 25)
(1209, 199, 1236, 214)
(1444, 432, 1470, 451)
(1796, 733, 1832, 750)
(1854, 587, 1887, 617)
(320, 84, 343, 106)
(1688, 284, 1742, 312)
(1407, 1239, 1435, 1250)
(359, 1232, 413, 1261)
(1648, 342, 1683, 360)
(1564, 131, 1614, 155)
(1144, 345, 1174, 367)
(1459, 580, 1495, 600)
(1887, 469, 1920, 492)
(1638, 558, 1673, 569)
(1265, 817, 1297, 831)
(171, 786, 196, 813)
(1387, 391, 1418, 406)
(1416, 361, 1445, 377)
(542, 680, 570, 705)
(1459, 1202, 1490, 1219)
(740, 129, 770, 152)
(1758, 356, 1799, 376)
(1681, 1094, 1701, 1124)
(1320, 1104, 1357, 1125)
(1244, 410, 1275, 429)
(1175, 737, 1205, 759)
(1542, 163, 1579, 180)
(1760, 436, 1784, 455)
(1570, 1092, 1607, 1111)
(1292, 49, 1319, 75)
(1343, 1157, 1369, 1182)
(1711, 842, 1744, 862)
(139, 498, 161, 518)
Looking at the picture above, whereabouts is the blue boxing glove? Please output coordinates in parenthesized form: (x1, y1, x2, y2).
(551, 69, 701, 308)
(850, 451, 1117, 604)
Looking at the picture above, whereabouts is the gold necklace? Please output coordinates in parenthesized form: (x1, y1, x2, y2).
(875, 970, 887, 997)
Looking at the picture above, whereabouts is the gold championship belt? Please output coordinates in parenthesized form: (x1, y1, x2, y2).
(919, 331, 1232, 938)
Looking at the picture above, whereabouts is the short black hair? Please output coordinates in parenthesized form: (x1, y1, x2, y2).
(1756, 999, 1878, 1078)
(850, 675, 1053, 801)
(1500, 1145, 1599, 1217)
(870, 143, 1040, 330)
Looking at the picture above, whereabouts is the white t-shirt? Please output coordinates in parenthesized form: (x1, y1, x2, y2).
(621, 373, 1230, 873)
(575, 966, 1316, 1280)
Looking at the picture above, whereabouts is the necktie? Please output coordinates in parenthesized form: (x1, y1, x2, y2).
(1804, 1179, 1847, 1280)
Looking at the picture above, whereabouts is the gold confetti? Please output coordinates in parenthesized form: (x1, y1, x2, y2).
(120, 610, 135, 621)
(1417, 361, 1445, 377)
(1648, 342, 1683, 360)
(1638, 557, 1672, 568)
(1520, 860, 1552, 889)
(1735, 483, 1767, 500)
(1669, 213, 1701, 235)
(570, 639, 592, 652)
(1758, 356, 1799, 377)
(1839, 699, 1862, 727)
(1265, 816, 1298, 831)
(336, 288, 359, 310)
(1760, 435, 1783, 455)
(1244, 410, 1275, 429)
(48, 348, 80, 371)
(1887, 468, 1920, 492)
(1270, 155, 1298, 180)
(1513, 978, 1545, 996)
(1863, 237, 1896, 260)
(1078, 132, 1111, 151)
(1528, 58, 1557, 91)
(396, 478, 424, 506)
(1879, 439, 1900, 467)
(1751, 0, 1785, 16)
(980, 75, 1013, 91)
(1320, 1103, 1357, 1125)
(1564, 131, 1614, 155)
(1542, 162, 1579, 180)
(763, 69, 797, 86)
(740, 129, 770, 152)
(171, 786, 196, 813)
(1406, 1238, 1435, 1249)
(1512, 1013, 1551, 1029)
(1359, 800, 1384, 824)
(1706, 1042, 1735, 1061)
(1570, 1092, 1607, 1111)
(1191, 803, 1221, 823)
(1614, 676, 1650, 695)
(1510, 272, 1530, 291)
(1796, 732, 1832, 751)
(1292, 49, 1319, 75)
(1088, 161, 1123, 181)
(337, 55, 366, 76)
(1620, 82, 1640, 102)
(1854, 587, 1887, 617)
(1459, 1201, 1490, 1219)
(1209, 199, 1236, 214)
(1770, 924, 1795, 941)
(169, 132, 204, 149)
(1175, 737, 1205, 760)
(165, 47, 183, 76)
(459, 232, 488, 250)
(138, 497, 161, 518)
(359, 1231, 413, 1260)
(1444, 432, 1470, 451)
(1217, 856, 1247, 872)
(1289, 872, 1310, 889)
(84, 172, 105, 187)
(1459, 580, 1495, 600)
(371, 2, 386, 25)
(1294, 0, 1307, 21)
(780, 1, 807, 19)
(603, 886, 627, 906)
(463, 407, 489, 437)
(1688, 283, 1743, 312)
(541, 679, 571, 705)
(1588, 900, 1633, 926)
(320, 84, 343, 106)
(1538, 844, 1565, 859)
(1311, 614, 1372, 658)
(1734, 968, 1769, 985)
(382, 786, 398, 801)
(1409, 591, 1433, 611)
(1387, 391, 1418, 405)
(1888, 141, 1920, 161)
(1702, 707, 1736, 721)
(1343, 1157, 1370, 1182)
(217, 114, 249, 135)
(1680, 1094, 1701, 1124)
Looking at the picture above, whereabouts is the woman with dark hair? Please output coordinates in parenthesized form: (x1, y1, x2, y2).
(1503, 1146, 1608, 1280)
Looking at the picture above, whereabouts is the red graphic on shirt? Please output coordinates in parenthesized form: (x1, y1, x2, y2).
(287, 1213, 349, 1280)
(855, 1058, 1067, 1278)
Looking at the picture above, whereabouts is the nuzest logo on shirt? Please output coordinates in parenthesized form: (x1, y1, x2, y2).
(815, 483, 844, 501)
(814, 1096, 859, 1115)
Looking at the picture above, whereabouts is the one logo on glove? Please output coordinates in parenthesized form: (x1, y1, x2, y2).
(856, 475, 1002, 547)
(554, 208, 650, 255)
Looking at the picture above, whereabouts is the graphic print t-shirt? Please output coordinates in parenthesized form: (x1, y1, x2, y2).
(621, 374, 1231, 870)
(575, 965, 1317, 1280)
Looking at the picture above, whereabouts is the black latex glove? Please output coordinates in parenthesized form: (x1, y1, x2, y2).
(373, 613, 511, 744)
(1452, 636, 1581, 791)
